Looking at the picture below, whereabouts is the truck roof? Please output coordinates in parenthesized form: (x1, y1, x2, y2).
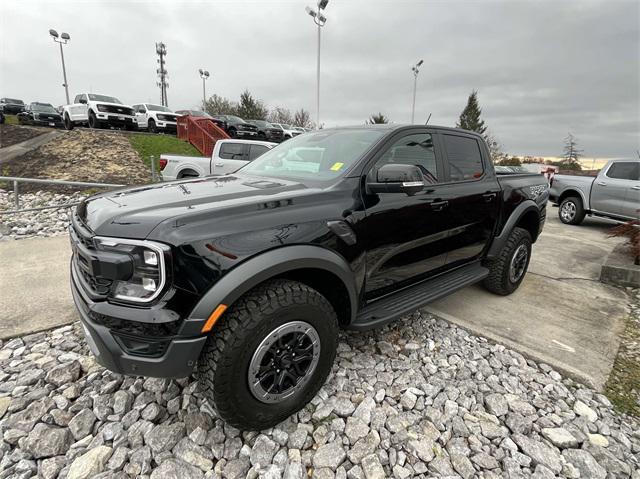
(321, 124, 486, 139)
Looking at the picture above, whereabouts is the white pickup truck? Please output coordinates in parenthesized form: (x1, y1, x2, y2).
(160, 139, 276, 180)
(549, 159, 639, 224)
(62, 93, 137, 130)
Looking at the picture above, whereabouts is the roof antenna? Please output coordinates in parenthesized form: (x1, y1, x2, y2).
(425, 113, 432, 125)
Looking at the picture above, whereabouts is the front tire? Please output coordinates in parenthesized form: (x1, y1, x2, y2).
(558, 196, 585, 225)
(88, 111, 101, 129)
(147, 119, 157, 133)
(64, 113, 74, 130)
(228, 127, 237, 138)
(197, 279, 338, 430)
(483, 227, 532, 296)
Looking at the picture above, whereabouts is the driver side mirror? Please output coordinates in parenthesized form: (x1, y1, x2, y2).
(367, 163, 425, 195)
(78, 98, 87, 104)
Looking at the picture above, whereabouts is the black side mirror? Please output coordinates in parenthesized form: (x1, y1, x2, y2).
(368, 163, 425, 194)
(79, 98, 87, 104)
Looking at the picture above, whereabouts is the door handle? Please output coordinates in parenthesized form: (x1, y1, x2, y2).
(482, 192, 497, 202)
(597, 182, 607, 186)
(429, 200, 449, 211)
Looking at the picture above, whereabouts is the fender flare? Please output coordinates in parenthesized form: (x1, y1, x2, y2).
(182, 245, 358, 334)
(557, 187, 588, 207)
(486, 200, 540, 259)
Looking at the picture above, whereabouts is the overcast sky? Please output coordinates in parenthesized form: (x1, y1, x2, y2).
(1, 0, 638, 158)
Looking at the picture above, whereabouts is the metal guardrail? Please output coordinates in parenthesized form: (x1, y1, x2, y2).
(0, 176, 125, 215)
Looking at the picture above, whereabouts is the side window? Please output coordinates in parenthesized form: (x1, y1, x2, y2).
(74, 95, 81, 104)
(248, 145, 269, 161)
(442, 134, 484, 182)
(606, 162, 639, 181)
(370, 133, 439, 184)
(219, 143, 245, 160)
(79, 94, 87, 103)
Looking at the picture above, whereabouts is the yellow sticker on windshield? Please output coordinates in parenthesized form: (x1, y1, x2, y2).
(330, 162, 344, 171)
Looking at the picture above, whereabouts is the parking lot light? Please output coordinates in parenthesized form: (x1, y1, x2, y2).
(411, 59, 423, 124)
(199, 69, 210, 110)
(49, 28, 71, 105)
(305, 0, 328, 129)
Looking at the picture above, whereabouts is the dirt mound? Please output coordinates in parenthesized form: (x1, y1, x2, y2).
(1, 129, 150, 192)
(0, 124, 48, 148)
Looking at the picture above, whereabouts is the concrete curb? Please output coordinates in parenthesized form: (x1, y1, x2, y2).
(600, 244, 640, 289)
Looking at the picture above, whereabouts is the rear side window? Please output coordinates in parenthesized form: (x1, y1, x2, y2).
(606, 162, 639, 180)
(442, 134, 484, 182)
(248, 144, 269, 161)
(219, 143, 245, 160)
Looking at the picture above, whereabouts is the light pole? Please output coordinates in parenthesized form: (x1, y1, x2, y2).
(49, 29, 71, 105)
(411, 59, 423, 124)
(199, 69, 210, 109)
(305, 0, 328, 129)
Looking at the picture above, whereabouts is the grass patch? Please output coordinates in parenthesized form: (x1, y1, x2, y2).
(604, 304, 640, 417)
(3, 114, 18, 125)
(127, 133, 200, 167)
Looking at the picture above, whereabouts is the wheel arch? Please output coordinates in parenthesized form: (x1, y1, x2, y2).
(557, 189, 586, 208)
(486, 200, 540, 260)
(186, 245, 358, 331)
(177, 167, 201, 178)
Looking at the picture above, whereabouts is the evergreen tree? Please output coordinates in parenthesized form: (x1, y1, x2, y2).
(367, 113, 389, 124)
(237, 89, 269, 120)
(561, 132, 583, 170)
(456, 90, 487, 134)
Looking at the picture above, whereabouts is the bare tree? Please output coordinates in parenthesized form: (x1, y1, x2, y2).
(203, 94, 237, 116)
(292, 108, 314, 128)
(561, 132, 583, 170)
(367, 113, 389, 124)
(483, 130, 503, 163)
(268, 107, 294, 125)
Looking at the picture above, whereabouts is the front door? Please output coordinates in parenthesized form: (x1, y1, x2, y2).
(356, 130, 450, 298)
(438, 132, 501, 266)
(135, 105, 148, 128)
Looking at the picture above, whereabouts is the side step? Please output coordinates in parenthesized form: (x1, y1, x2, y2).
(350, 263, 489, 330)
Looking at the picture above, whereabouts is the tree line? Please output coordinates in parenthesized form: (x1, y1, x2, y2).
(202, 90, 314, 129)
(367, 90, 584, 170)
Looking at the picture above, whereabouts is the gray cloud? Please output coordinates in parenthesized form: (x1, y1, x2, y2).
(1, 0, 637, 158)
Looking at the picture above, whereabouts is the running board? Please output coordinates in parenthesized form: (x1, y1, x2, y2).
(349, 263, 489, 330)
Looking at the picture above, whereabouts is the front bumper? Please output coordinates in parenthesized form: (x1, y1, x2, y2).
(70, 261, 207, 378)
(96, 113, 136, 127)
(236, 130, 257, 138)
(32, 118, 63, 127)
(157, 121, 177, 133)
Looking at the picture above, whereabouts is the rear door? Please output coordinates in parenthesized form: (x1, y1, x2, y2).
(591, 161, 639, 216)
(357, 128, 451, 297)
(248, 144, 270, 161)
(213, 142, 250, 175)
(437, 132, 501, 267)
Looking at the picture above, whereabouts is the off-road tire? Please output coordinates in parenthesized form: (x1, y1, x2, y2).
(197, 279, 338, 430)
(228, 127, 237, 138)
(88, 111, 100, 129)
(64, 113, 74, 130)
(483, 227, 532, 296)
(558, 196, 585, 225)
(148, 119, 157, 133)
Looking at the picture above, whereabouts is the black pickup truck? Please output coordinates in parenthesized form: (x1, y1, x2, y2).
(70, 125, 548, 429)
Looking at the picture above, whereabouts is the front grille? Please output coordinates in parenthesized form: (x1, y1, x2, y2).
(98, 104, 134, 116)
(70, 215, 112, 298)
(240, 124, 257, 131)
(157, 114, 177, 122)
(93, 314, 180, 337)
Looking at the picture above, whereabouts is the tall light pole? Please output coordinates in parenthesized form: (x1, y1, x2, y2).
(49, 29, 71, 105)
(199, 69, 210, 109)
(411, 59, 423, 124)
(305, 0, 328, 129)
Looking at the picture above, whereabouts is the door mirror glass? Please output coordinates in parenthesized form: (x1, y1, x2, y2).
(368, 164, 425, 194)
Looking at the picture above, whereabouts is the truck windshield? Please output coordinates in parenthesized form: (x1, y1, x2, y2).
(88, 94, 122, 104)
(238, 129, 385, 181)
(146, 104, 172, 112)
(32, 103, 57, 113)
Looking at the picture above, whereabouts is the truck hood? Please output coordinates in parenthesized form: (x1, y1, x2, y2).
(76, 174, 316, 239)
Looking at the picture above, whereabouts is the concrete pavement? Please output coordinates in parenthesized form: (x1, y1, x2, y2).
(0, 209, 631, 390)
(0, 130, 63, 164)
(426, 212, 628, 390)
(0, 235, 76, 338)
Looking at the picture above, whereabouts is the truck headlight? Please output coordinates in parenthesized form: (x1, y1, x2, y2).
(95, 237, 170, 303)
(96, 104, 108, 112)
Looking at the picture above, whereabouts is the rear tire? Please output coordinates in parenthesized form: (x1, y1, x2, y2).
(64, 114, 74, 130)
(197, 279, 338, 430)
(483, 227, 532, 296)
(558, 196, 585, 225)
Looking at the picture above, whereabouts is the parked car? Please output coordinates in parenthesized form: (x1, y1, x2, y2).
(17, 102, 63, 127)
(549, 159, 639, 224)
(211, 115, 258, 139)
(246, 119, 284, 142)
(175, 109, 212, 118)
(272, 123, 302, 139)
(69, 124, 548, 429)
(133, 103, 178, 133)
(160, 139, 276, 180)
(61, 93, 136, 130)
(0, 98, 25, 114)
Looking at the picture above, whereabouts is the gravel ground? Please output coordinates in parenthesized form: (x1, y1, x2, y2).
(0, 189, 84, 241)
(1, 312, 638, 479)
